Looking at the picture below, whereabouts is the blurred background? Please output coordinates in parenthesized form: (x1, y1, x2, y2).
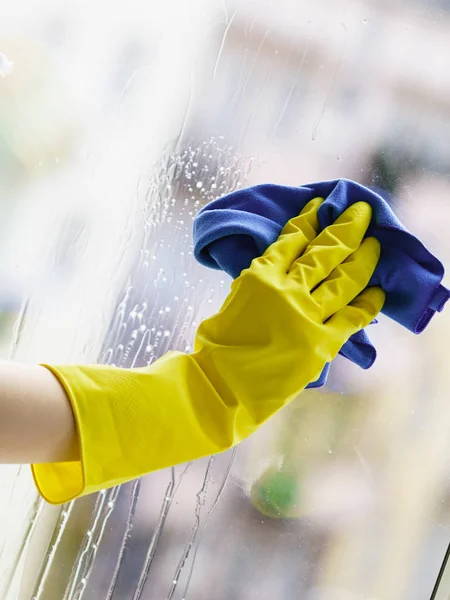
(1, 0, 450, 598)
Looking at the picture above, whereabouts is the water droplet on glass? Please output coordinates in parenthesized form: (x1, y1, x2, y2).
(196, 181, 203, 189)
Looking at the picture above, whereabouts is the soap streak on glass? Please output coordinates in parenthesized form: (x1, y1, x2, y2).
(166, 456, 216, 600)
(104, 478, 141, 600)
(30, 503, 74, 600)
(63, 488, 120, 600)
(178, 447, 238, 600)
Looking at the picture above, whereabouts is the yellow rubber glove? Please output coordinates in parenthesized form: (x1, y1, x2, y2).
(32, 199, 385, 504)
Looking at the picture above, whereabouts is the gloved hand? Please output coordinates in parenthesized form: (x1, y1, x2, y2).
(32, 199, 385, 504)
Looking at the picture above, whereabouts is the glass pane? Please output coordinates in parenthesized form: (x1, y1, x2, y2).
(1, 1, 449, 599)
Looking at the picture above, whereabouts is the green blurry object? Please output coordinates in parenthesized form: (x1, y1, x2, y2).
(250, 466, 300, 519)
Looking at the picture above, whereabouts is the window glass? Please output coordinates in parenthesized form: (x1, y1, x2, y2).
(0, 1, 449, 599)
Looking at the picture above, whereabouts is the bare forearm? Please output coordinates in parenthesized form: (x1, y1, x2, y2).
(0, 361, 79, 464)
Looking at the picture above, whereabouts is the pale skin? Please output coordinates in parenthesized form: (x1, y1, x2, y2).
(0, 362, 79, 464)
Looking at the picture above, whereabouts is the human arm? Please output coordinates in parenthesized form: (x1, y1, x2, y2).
(0, 361, 79, 464)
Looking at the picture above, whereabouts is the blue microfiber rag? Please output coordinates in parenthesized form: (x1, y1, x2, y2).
(193, 178, 450, 388)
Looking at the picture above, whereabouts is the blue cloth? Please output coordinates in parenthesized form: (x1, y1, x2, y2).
(193, 179, 450, 387)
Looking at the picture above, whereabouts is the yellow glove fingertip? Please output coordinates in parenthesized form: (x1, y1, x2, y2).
(280, 196, 324, 236)
(350, 200, 373, 220)
(336, 201, 373, 233)
(354, 285, 386, 317)
(360, 236, 382, 264)
(257, 197, 325, 272)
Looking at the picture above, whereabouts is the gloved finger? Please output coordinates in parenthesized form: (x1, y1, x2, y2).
(325, 286, 385, 352)
(254, 197, 323, 273)
(288, 202, 373, 290)
(312, 237, 381, 322)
